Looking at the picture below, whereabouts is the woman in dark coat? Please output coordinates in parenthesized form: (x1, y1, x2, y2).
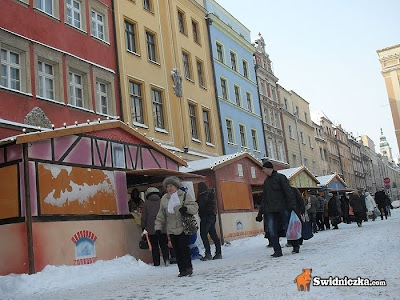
(328, 193, 342, 229)
(141, 187, 170, 266)
(349, 191, 365, 227)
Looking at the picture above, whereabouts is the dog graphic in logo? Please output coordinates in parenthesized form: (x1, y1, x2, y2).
(294, 268, 312, 291)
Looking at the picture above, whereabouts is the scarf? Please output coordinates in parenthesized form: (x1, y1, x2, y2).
(168, 192, 180, 213)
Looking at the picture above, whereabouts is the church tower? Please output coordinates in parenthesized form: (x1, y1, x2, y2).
(379, 128, 393, 161)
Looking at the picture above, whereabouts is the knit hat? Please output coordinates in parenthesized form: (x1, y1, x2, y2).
(163, 176, 182, 189)
(328, 192, 333, 198)
(262, 161, 274, 169)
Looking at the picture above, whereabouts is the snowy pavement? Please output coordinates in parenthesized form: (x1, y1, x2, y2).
(1, 209, 399, 300)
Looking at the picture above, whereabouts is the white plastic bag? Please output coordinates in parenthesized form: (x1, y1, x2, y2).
(286, 211, 302, 240)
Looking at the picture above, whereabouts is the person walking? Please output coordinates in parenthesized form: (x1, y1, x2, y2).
(349, 191, 365, 227)
(155, 176, 198, 277)
(375, 189, 387, 220)
(196, 182, 222, 261)
(328, 193, 342, 229)
(364, 192, 377, 221)
(306, 190, 319, 233)
(260, 161, 298, 257)
(141, 187, 170, 266)
(316, 193, 325, 231)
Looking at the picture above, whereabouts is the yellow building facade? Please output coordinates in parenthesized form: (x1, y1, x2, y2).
(377, 44, 400, 154)
(114, 0, 222, 161)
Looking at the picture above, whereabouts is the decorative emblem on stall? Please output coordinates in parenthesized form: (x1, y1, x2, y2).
(71, 230, 97, 265)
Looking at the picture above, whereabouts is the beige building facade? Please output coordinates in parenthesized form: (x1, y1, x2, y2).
(377, 44, 400, 154)
(114, 0, 223, 161)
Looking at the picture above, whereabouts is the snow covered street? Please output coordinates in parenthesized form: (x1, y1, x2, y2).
(1, 209, 399, 300)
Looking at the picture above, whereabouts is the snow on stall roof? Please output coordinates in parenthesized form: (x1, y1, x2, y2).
(180, 153, 241, 172)
(277, 166, 303, 179)
(316, 174, 336, 186)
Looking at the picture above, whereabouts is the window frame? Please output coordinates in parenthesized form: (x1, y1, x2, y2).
(188, 103, 198, 140)
(242, 59, 249, 78)
(112, 143, 126, 169)
(143, 0, 153, 12)
(125, 20, 138, 54)
(177, 9, 186, 34)
(152, 88, 165, 130)
(38, 60, 55, 100)
(1, 48, 21, 91)
(91, 9, 105, 41)
(220, 77, 228, 100)
(234, 85, 241, 106)
(226, 118, 235, 144)
(251, 129, 258, 151)
(130, 80, 145, 125)
(69, 70, 84, 108)
(246, 91, 252, 112)
(196, 59, 205, 87)
(216, 42, 224, 63)
(192, 19, 200, 44)
(239, 124, 247, 148)
(66, 0, 82, 29)
(96, 80, 109, 115)
(230, 51, 237, 71)
(146, 31, 157, 62)
(182, 51, 192, 80)
(203, 109, 212, 144)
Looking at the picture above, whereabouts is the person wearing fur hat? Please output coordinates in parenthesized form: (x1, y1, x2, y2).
(141, 187, 170, 266)
(154, 176, 198, 277)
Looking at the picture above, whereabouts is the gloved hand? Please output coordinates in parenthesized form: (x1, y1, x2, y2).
(142, 227, 145, 232)
(179, 206, 188, 214)
(155, 230, 161, 236)
(255, 215, 263, 222)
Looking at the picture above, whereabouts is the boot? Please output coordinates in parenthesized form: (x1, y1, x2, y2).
(271, 251, 282, 257)
(213, 254, 222, 260)
(200, 253, 212, 261)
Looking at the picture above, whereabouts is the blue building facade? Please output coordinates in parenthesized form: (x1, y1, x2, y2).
(204, 0, 266, 159)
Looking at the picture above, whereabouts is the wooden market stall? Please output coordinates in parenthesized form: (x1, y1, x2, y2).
(180, 153, 289, 243)
(278, 166, 320, 198)
(0, 120, 199, 275)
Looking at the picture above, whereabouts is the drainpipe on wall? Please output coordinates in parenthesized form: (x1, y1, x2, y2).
(205, 13, 226, 155)
(23, 143, 35, 274)
(111, 0, 124, 123)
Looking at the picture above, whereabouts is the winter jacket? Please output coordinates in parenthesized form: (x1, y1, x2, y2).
(375, 191, 386, 209)
(262, 170, 296, 213)
(292, 187, 305, 215)
(154, 189, 198, 235)
(328, 195, 342, 217)
(349, 193, 365, 213)
(197, 188, 216, 219)
(316, 196, 325, 213)
(141, 193, 165, 235)
(364, 192, 377, 212)
(307, 195, 319, 214)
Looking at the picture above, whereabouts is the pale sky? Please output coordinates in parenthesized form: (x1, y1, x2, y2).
(216, 0, 400, 159)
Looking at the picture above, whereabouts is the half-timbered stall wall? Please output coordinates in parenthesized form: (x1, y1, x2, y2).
(0, 121, 187, 275)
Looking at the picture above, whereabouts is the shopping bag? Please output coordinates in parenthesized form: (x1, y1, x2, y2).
(286, 211, 302, 240)
(302, 221, 313, 240)
(139, 230, 152, 250)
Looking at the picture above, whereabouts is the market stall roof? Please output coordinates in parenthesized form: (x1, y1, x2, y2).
(179, 152, 262, 173)
(278, 166, 320, 189)
(317, 173, 347, 187)
(0, 120, 187, 166)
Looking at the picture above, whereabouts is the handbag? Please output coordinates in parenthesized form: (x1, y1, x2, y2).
(302, 221, 313, 240)
(286, 211, 302, 240)
(139, 235, 149, 249)
(181, 192, 199, 235)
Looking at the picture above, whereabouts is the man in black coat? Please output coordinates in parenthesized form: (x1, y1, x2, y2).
(259, 161, 298, 257)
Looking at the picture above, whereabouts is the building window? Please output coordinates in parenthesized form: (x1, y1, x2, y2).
(300, 131, 305, 144)
(288, 124, 294, 139)
(246, 92, 252, 112)
(192, 20, 199, 43)
(243, 60, 249, 78)
(38, 61, 54, 99)
(251, 129, 258, 151)
(271, 86, 277, 102)
(278, 142, 285, 162)
(36, 0, 53, 15)
(284, 98, 288, 111)
(96, 81, 108, 114)
(189, 103, 198, 139)
(267, 139, 275, 159)
(125, 21, 137, 53)
(216, 43, 224, 63)
(182, 52, 191, 80)
(69, 71, 83, 107)
(259, 78, 266, 96)
(177, 10, 185, 34)
(239, 124, 247, 147)
(196, 60, 204, 87)
(152, 89, 164, 129)
(292, 154, 297, 166)
(226, 119, 234, 143)
(304, 112, 308, 124)
(308, 135, 313, 148)
(295, 105, 299, 117)
(203, 110, 211, 143)
(230, 51, 237, 71)
(234, 85, 241, 106)
(66, 0, 82, 28)
(91, 10, 104, 40)
(112, 143, 125, 169)
(1, 49, 21, 91)
(274, 111, 281, 129)
(146, 31, 157, 62)
(130, 81, 144, 124)
(220, 78, 228, 100)
(143, 0, 152, 12)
